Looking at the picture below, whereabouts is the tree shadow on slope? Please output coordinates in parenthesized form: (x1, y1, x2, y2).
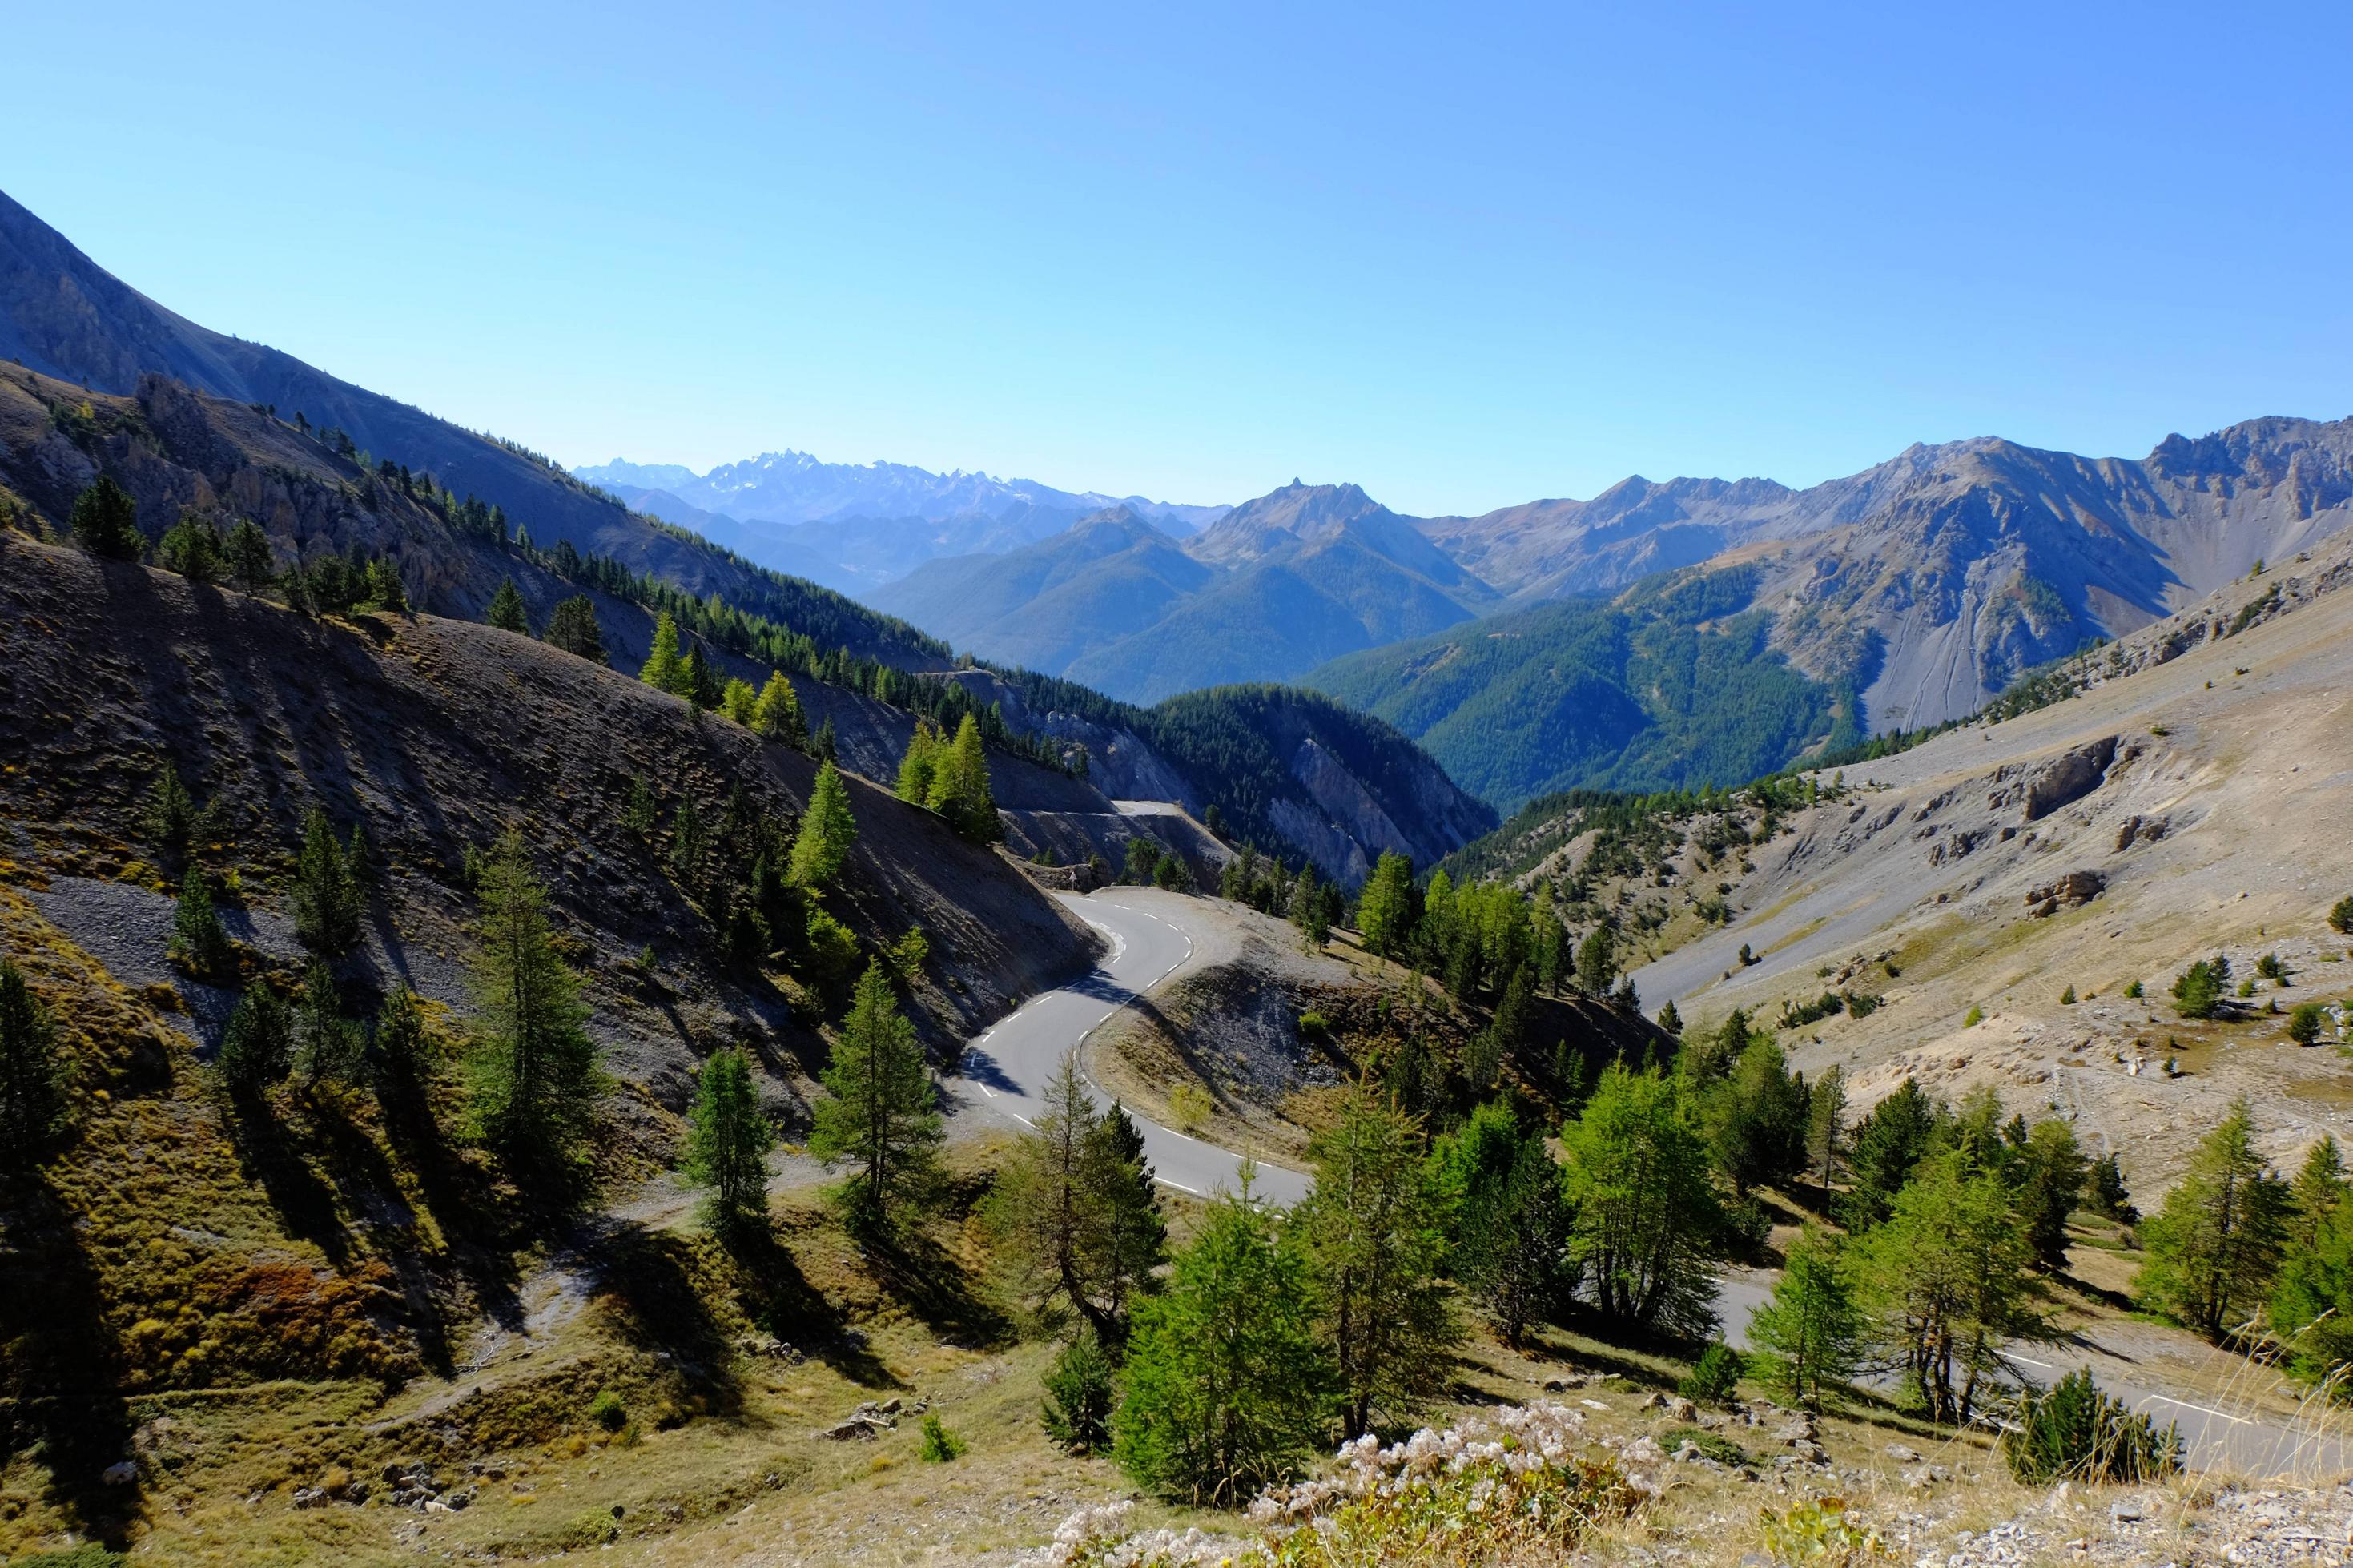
(862, 1209, 1012, 1357)
(0, 1171, 139, 1550)
(581, 1220, 744, 1417)
(372, 1065, 527, 1341)
(224, 1083, 351, 1268)
(721, 1223, 899, 1389)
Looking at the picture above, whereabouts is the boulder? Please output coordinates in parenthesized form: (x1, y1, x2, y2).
(2021, 737, 2118, 822)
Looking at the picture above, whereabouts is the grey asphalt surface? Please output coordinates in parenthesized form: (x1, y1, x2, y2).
(1714, 1274, 2353, 1478)
(954, 889, 1310, 1205)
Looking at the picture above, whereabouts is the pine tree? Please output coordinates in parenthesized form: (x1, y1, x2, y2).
(681, 641, 722, 711)
(1041, 1335, 1118, 1455)
(1114, 1174, 1334, 1503)
(1297, 1086, 1458, 1435)
(814, 716, 837, 761)
(1840, 1077, 1944, 1230)
(223, 518, 276, 590)
(2135, 1098, 2290, 1341)
(2019, 1118, 2089, 1272)
(926, 715, 999, 842)
(465, 830, 601, 1162)
(719, 677, 758, 726)
(1656, 999, 1683, 1038)
(69, 474, 143, 559)
(807, 961, 943, 1232)
(372, 985, 428, 1081)
(752, 672, 803, 744)
(682, 1046, 776, 1229)
(1574, 924, 1617, 995)
(1462, 1132, 1573, 1348)
(640, 610, 685, 692)
(292, 806, 362, 955)
(486, 577, 529, 633)
(1804, 1063, 1846, 1190)
(789, 761, 858, 890)
(143, 762, 202, 871)
(159, 512, 224, 581)
(669, 793, 709, 890)
(622, 774, 658, 838)
(2289, 1135, 2347, 1253)
(219, 983, 292, 1095)
(296, 960, 360, 1083)
(544, 594, 606, 663)
(0, 959, 70, 1164)
(1747, 1224, 1860, 1409)
(1356, 852, 1419, 958)
(169, 866, 232, 981)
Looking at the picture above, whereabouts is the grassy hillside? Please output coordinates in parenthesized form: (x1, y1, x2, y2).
(1306, 567, 1851, 809)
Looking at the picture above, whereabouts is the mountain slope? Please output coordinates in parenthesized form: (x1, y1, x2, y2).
(0, 186, 942, 658)
(879, 481, 1501, 704)
(1307, 566, 1846, 808)
(1417, 422, 2353, 730)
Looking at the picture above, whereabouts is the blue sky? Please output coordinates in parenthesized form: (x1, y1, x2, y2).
(10, 2, 2350, 514)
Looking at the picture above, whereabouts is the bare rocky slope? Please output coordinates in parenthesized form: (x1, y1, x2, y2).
(1605, 532, 2353, 1192)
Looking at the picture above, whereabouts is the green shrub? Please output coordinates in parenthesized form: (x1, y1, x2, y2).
(1166, 1082, 1213, 1132)
(918, 1412, 965, 1462)
(1963, 1006, 1984, 1027)
(2003, 1369, 2182, 1484)
(1677, 1341, 1744, 1405)
(2059, 985, 2077, 1006)
(1041, 1336, 1117, 1455)
(589, 1389, 628, 1433)
(2290, 1003, 2330, 1047)
(1663, 1427, 1748, 1466)
(1757, 1497, 1890, 1564)
(2123, 979, 2143, 999)
(561, 1507, 621, 1549)
(2332, 895, 2353, 937)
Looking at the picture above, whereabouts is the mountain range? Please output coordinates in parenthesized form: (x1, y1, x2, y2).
(577, 451, 1226, 593)
(857, 421, 2353, 804)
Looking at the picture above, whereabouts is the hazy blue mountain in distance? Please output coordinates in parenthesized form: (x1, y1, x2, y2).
(576, 451, 1229, 589)
(875, 480, 1502, 704)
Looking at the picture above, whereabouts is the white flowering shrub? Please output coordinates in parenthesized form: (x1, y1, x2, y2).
(1025, 1401, 1657, 1566)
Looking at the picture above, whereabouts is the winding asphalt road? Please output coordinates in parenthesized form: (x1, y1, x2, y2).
(951, 891, 2347, 1477)
(954, 890, 1310, 1205)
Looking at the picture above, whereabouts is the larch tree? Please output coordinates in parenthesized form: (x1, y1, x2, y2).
(2134, 1098, 2290, 1342)
(1355, 852, 1420, 958)
(218, 983, 292, 1096)
(640, 610, 685, 692)
(296, 959, 360, 1084)
(807, 960, 943, 1232)
(1853, 1148, 2051, 1424)
(896, 721, 945, 803)
(1294, 1085, 1458, 1437)
(223, 517, 276, 589)
(789, 761, 858, 890)
(983, 1051, 1166, 1347)
(168, 866, 232, 982)
(1746, 1223, 1860, 1409)
(926, 715, 999, 842)
(752, 671, 804, 745)
(465, 830, 602, 1164)
(682, 1046, 776, 1230)
(1560, 1063, 1724, 1339)
(1114, 1172, 1334, 1505)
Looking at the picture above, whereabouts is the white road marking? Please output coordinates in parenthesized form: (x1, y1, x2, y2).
(1160, 1179, 1201, 1196)
(2136, 1393, 2251, 1425)
(979, 1084, 996, 1098)
(2007, 1353, 2053, 1369)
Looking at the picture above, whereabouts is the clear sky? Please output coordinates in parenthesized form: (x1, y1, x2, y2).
(10, 2, 2350, 515)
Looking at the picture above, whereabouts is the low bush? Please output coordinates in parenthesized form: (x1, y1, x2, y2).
(589, 1389, 628, 1433)
(2003, 1369, 2182, 1485)
(1663, 1427, 1748, 1466)
(918, 1412, 966, 1462)
(1678, 1341, 1744, 1405)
